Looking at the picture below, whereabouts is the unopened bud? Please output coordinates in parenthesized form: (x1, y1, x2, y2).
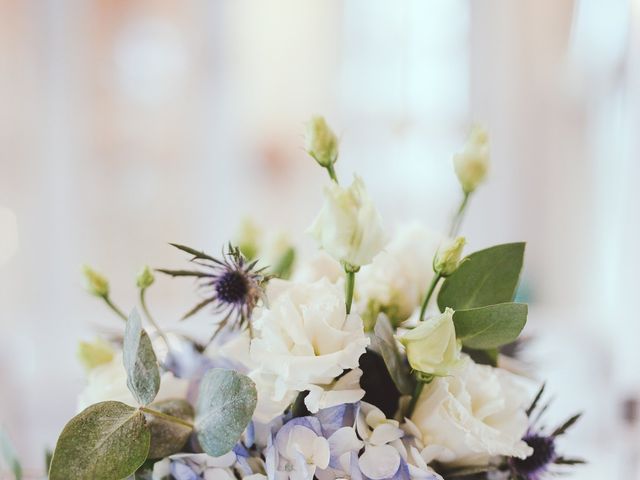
(77, 338, 115, 371)
(453, 126, 490, 194)
(82, 265, 109, 297)
(136, 265, 155, 290)
(434, 237, 466, 276)
(306, 116, 339, 168)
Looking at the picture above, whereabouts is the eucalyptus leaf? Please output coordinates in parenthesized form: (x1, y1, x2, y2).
(49, 401, 150, 480)
(371, 315, 415, 395)
(0, 428, 22, 480)
(146, 399, 194, 459)
(196, 369, 257, 457)
(438, 242, 525, 311)
(453, 303, 527, 349)
(124, 309, 160, 406)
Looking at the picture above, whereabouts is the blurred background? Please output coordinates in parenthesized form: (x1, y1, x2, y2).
(1, 0, 639, 477)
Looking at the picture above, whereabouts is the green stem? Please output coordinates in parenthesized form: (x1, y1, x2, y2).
(407, 382, 424, 417)
(102, 295, 127, 322)
(326, 163, 339, 183)
(140, 407, 194, 429)
(449, 192, 470, 237)
(140, 288, 170, 350)
(345, 270, 356, 314)
(419, 273, 442, 322)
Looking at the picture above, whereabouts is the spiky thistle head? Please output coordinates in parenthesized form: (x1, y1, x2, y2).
(157, 243, 269, 340)
(507, 383, 584, 480)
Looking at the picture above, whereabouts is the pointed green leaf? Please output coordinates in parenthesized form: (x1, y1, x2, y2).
(438, 242, 525, 311)
(453, 303, 527, 349)
(271, 247, 296, 279)
(371, 315, 415, 395)
(196, 369, 257, 457)
(463, 346, 499, 367)
(49, 401, 150, 480)
(146, 399, 194, 459)
(0, 428, 22, 480)
(124, 309, 160, 406)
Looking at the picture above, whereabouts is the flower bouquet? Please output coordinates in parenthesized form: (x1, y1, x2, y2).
(43, 117, 583, 480)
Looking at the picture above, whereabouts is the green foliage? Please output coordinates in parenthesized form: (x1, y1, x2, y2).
(438, 243, 525, 311)
(453, 303, 527, 350)
(146, 399, 194, 459)
(271, 247, 296, 279)
(49, 401, 150, 480)
(196, 369, 257, 457)
(123, 309, 160, 406)
(371, 315, 415, 395)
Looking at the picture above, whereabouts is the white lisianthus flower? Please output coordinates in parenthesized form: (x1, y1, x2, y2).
(453, 126, 490, 194)
(77, 353, 188, 411)
(398, 308, 461, 376)
(292, 251, 343, 284)
(249, 278, 369, 413)
(357, 223, 446, 326)
(407, 355, 533, 467)
(309, 176, 386, 269)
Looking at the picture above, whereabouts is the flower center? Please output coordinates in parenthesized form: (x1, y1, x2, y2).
(511, 434, 556, 475)
(215, 270, 248, 304)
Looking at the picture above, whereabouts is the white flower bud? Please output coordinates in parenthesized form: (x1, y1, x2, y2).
(453, 126, 490, 194)
(77, 338, 115, 372)
(433, 236, 466, 276)
(399, 308, 461, 376)
(136, 265, 155, 290)
(82, 265, 109, 297)
(306, 116, 339, 168)
(308, 176, 386, 268)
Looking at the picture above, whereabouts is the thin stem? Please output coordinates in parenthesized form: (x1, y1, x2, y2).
(140, 407, 194, 429)
(449, 192, 470, 237)
(326, 163, 339, 183)
(140, 288, 170, 350)
(102, 295, 127, 322)
(345, 270, 356, 314)
(419, 273, 442, 322)
(407, 382, 424, 417)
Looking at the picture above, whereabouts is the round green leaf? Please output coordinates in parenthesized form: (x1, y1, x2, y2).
(123, 309, 160, 406)
(49, 401, 150, 480)
(196, 369, 257, 457)
(438, 243, 525, 311)
(146, 399, 194, 459)
(453, 302, 527, 349)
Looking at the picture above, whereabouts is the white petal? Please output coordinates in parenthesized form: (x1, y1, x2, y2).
(368, 423, 404, 446)
(358, 444, 401, 480)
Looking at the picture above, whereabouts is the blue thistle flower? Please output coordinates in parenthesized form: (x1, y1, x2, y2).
(507, 384, 584, 480)
(158, 243, 267, 340)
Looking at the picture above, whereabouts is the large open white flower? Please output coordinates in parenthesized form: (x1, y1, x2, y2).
(407, 355, 533, 467)
(357, 222, 445, 325)
(249, 278, 369, 413)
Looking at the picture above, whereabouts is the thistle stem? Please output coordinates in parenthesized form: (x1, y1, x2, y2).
(419, 273, 442, 322)
(345, 270, 356, 314)
(140, 407, 194, 429)
(140, 288, 170, 350)
(102, 295, 127, 322)
(326, 163, 339, 183)
(449, 192, 470, 237)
